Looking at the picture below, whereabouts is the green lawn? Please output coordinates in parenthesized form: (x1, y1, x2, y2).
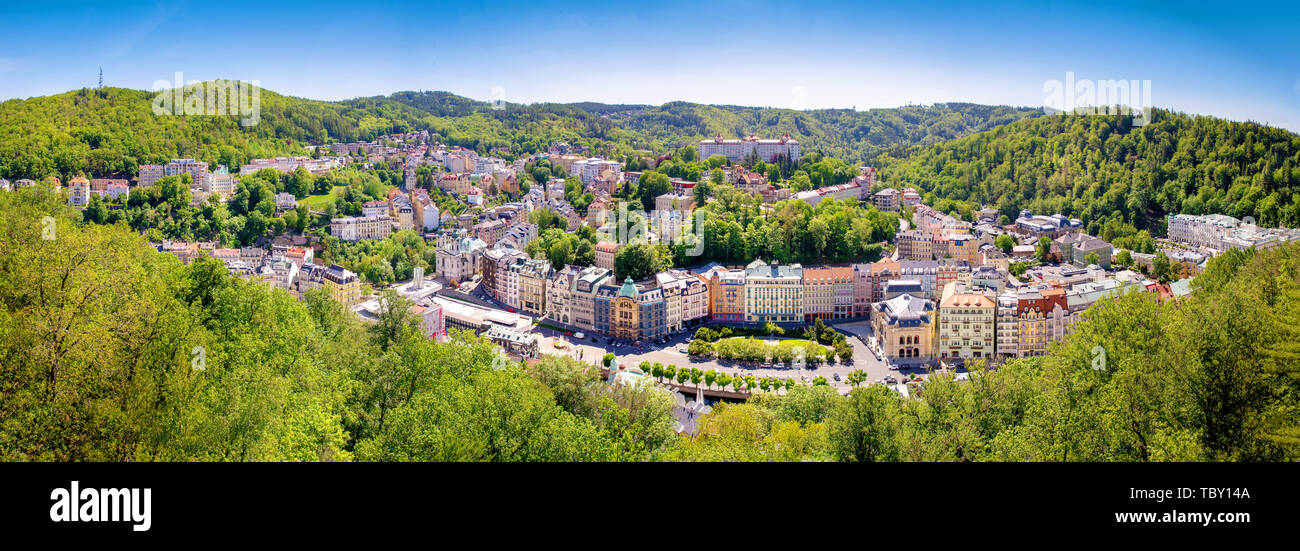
(710, 337, 829, 362)
(299, 185, 349, 209)
(717, 337, 823, 348)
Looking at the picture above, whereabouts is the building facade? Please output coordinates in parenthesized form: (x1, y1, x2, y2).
(323, 264, 361, 308)
(801, 266, 852, 321)
(704, 267, 746, 323)
(744, 260, 803, 324)
(937, 290, 996, 361)
(873, 293, 935, 361)
(699, 134, 800, 163)
(518, 258, 552, 317)
(331, 215, 393, 242)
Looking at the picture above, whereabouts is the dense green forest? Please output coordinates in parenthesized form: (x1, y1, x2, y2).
(0, 84, 438, 180)
(386, 92, 1044, 162)
(4, 187, 1296, 461)
(877, 109, 1300, 251)
(0, 83, 1041, 181)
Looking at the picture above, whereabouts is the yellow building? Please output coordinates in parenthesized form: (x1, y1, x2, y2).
(323, 264, 361, 308)
(1015, 289, 1066, 357)
(872, 293, 935, 361)
(1018, 311, 1046, 357)
(518, 259, 552, 317)
(939, 233, 979, 265)
(612, 277, 641, 341)
(937, 287, 996, 361)
(897, 230, 932, 260)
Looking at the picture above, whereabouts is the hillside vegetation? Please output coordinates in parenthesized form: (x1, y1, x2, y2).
(0, 84, 1041, 181)
(0, 83, 441, 180)
(386, 91, 1043, 161)
(877, 110, 1300, 251)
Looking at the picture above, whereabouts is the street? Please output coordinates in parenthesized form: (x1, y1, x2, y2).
(532, 319, 937, 395)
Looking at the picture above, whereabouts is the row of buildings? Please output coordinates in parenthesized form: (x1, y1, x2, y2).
(1167, 213, 1300, 254)
(65, 177, 130, 208)
(467, 250, 983, 343)
(873, 267, 1175, 364)
(238, 156, 346, 176)
(895, 229, 980, 265)
(329, 187, 449, 241)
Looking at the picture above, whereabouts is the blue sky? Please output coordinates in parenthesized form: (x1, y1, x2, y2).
(2, 0, 1298, 131)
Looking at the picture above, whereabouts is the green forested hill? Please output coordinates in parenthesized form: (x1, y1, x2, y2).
(588, 101, 1042, 160)
(0, 82, 1042, 181)
(876, 109, 1300, 250)
(385, 91, 1044, 161)
(0, 83, 440, 180)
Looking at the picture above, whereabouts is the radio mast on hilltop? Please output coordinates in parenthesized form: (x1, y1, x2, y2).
(97, 66, 103, 90)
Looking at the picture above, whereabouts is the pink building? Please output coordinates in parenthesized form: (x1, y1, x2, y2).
(412, 303, 446, 341)
(852, 263, 874, 317)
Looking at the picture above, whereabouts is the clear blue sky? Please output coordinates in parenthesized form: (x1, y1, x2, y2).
(2, 0, 1297, 131)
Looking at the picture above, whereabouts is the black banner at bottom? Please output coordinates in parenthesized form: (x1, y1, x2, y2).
(0, 462, 1287, 542)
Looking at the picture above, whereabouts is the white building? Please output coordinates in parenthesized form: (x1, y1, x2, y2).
(744, 259, 804, 324)
(570, 157, 622, 185)
(330, 215, 392, 242)
(274, 192, 298, 213)
(1166, 213, 1300, 253)
(67, 177, 90, 209)
(435, 232, 487, 284)
(239, 156, 345, 176)
(546, 265, 582, 326)
(140, 158, 209, 187)
(699, 134, 800, 163)
(996, 292, 1019, 359)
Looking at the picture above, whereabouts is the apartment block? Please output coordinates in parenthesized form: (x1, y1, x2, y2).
(937, 287, 996, 361)
(330, 215, 393, 242)
(744, 259, 803, 324)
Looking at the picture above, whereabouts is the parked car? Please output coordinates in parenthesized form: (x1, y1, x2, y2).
(574, 332, 585, 339)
